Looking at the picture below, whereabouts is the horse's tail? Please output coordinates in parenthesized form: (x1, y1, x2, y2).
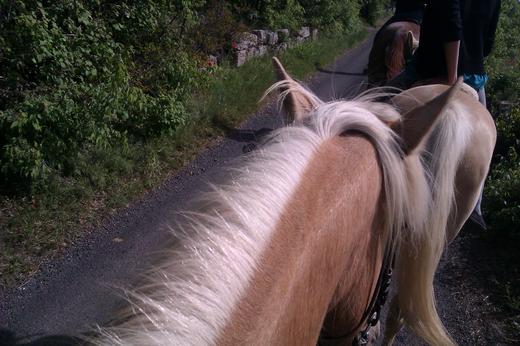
(384, 23, 419, 81)
(384, 30, 406, 81)
(396, 97, 472, 345)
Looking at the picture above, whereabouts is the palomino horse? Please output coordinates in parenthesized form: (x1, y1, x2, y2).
(271, 59, 496, 345)
(367, 21, 420, 87)
(89, 58, 495, 346)
(382, 82, 497, 345)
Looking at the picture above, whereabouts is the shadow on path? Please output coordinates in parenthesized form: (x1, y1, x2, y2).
(211, 116, 274, 153)
(0, 329, 82, 346)
(315, 62, 366, 77)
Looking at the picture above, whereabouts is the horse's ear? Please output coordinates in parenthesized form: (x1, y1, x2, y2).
(393, 78, 463, 155)
(272, 57, 318, 124)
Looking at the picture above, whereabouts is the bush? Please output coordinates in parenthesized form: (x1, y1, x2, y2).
(484, 0, 520, 235)
(0, 1, 204, 186)
(260, 0, 305, 30)
(486, 0, 520, 113)
(299, 0, 362, 34)
(191, 1, 248, 58)
(226, 0, 380, 34)
(485, 107, 520, 232)
(359, 0, 387, 25)
(226, 0, 304, 30)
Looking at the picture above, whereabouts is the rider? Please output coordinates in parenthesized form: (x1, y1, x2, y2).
(415, 0, 501, 107)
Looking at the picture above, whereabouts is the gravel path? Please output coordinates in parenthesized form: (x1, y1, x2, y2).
(387, 224, 510, 345)
(0, 31, 504, 346)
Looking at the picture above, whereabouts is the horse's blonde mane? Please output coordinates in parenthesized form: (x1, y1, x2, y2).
(92, 81, 439, 346)
(92, 123, 319, 345)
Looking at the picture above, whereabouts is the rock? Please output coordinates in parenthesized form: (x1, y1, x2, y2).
(207, 55, 218, 67)
(312, 28, 319, 40)
(235, 32, 258, 51)
(247, 47, 259, 59)
(267, 31, 279, 45)
(257, 45, 268, 56)
(252, 30, 268, 44)
(298, 26, 310, 38)
(235, 50, 247, 67)
(277, 29, 290, 42)
(275, 42, 289, 53)
(233, 26, 312, 67)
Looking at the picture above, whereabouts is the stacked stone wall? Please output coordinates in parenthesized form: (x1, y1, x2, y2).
(232, 27, 318, 67)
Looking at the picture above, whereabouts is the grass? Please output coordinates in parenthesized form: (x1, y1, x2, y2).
(0, 28, 368, 289)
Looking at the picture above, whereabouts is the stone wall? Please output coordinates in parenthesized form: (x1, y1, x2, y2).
(232, 27, 318, 67)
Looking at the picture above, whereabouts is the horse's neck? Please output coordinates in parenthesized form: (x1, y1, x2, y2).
(217, 135, 385, 345)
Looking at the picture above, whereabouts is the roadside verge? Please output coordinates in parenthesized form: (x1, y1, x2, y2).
(0, 28, 369, 289)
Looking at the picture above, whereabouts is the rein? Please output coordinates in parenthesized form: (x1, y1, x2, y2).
(319, 239, 396, 346)
(352, 246, 395, 345)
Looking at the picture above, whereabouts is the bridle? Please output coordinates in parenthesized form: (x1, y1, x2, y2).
(318, 241, 396, 346)
(352, 248, 395, 345)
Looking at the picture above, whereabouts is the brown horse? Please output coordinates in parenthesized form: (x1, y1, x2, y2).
(367, 21, 420, 87)
(88, 58, 494, 346)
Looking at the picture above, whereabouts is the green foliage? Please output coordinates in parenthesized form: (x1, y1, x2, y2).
(486, 0, 520, 109)
(260, 0, 305, 30)
(226, 0, 304, 30)
(0, 0, 205, 186)
(226, 0, 384, 33)
(494, 106, 520, 159)
(359, 0, 388, 25)
(299, 0, 362, 34)
(486, 146, 520, 233)
(191, 1, 248, 56)
(484, 0, 520, 235)
(485, 106, 520, 233)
